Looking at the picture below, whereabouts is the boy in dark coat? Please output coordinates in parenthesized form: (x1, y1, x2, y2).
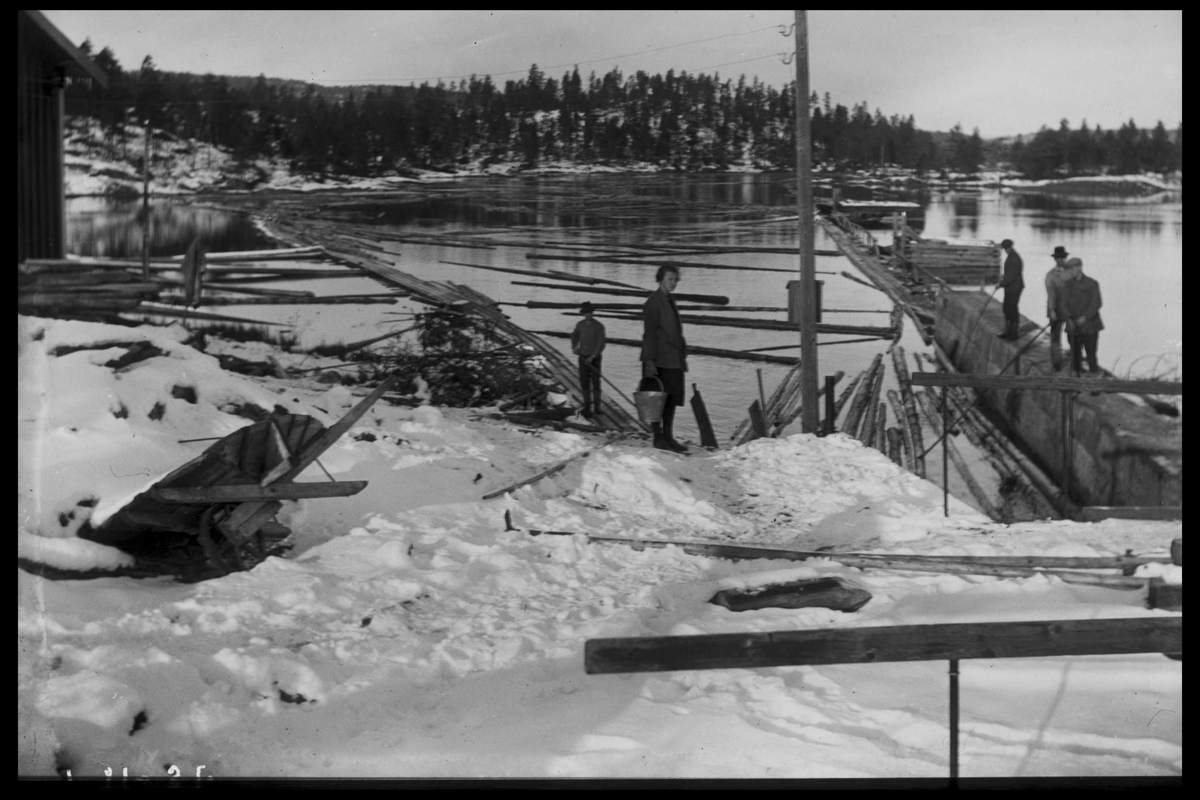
(571, 302, 606, 417)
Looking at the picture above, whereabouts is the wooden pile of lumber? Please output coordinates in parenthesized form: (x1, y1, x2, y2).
(902, 242, 1000, 285)
(18, 260, 170, 320)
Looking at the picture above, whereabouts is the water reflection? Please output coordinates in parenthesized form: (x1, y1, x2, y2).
(65, 198, 275, 257)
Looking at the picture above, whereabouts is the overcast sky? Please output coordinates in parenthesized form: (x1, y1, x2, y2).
(42, 10, 1181, 138)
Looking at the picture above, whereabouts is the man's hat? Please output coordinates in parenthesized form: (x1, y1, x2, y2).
(1000, 239, 1014, 248)
(580, 302, 594, 313)
(1065, 257, 1083, 268)
(1051, 246, 1069, 258)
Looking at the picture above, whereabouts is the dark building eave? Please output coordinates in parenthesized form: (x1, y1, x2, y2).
(21, 10, 109, 87)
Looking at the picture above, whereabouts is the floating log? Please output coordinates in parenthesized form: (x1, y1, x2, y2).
(858, 364, 887, 444)
(509, 281, 729, 306)
(122, 304, 293, 326)
(437, 259, 640, 290)
(594, 312, 895, 339)
(584, 617, 1181, 675)
(159, 293, 399, 307)
(710, 576, 872, 613)
(203, 270, 357, 283)
(153, 481, 367, 503)
(526, 253, 800, 275)
(532, 330, 798, 365)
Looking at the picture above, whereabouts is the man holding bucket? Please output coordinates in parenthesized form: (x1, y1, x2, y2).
(640, 265, 689, 453)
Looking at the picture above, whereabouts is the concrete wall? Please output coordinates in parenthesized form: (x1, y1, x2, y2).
(934, 291, 1181, 508)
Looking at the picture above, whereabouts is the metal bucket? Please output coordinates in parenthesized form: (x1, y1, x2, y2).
(633, 376, 668, 424)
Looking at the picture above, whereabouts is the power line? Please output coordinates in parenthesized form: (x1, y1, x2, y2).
(305, 23, 784, 85)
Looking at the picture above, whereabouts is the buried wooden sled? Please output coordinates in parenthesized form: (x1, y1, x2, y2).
(84, 376, 398, 577)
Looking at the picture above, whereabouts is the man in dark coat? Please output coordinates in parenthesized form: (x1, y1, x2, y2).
(997, 239, 1024, 340)
(1057, 257, 1104, 376)
(640, 265, 689, 452)
(571, 301, 606, 417)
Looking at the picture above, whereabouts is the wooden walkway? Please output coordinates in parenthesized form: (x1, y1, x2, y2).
(265, 215, 648, 434)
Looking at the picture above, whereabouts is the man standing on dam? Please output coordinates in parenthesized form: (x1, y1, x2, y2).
(1058, 257, 1105, 376)
(997, 239, 1024, 340)
(1045, 246, 1072, 370)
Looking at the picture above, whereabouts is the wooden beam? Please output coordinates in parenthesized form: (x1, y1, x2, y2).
(583, 617, 1183, 674)
(911, 372, 1183, 396)
(154, 481, 368, 503)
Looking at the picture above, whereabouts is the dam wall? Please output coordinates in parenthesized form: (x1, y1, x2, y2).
(934, 291, 1181, 509)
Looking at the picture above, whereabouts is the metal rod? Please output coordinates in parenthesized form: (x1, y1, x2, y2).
(949, 658, 960, 785)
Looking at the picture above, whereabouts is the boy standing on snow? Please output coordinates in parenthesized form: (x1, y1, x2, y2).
(571, 302, 606, 417)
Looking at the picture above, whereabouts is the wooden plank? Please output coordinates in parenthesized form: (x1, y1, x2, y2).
(533, 331, 799, 365)
(583, 617, 1183, 674)
(911, 372, 1183, 396)
(153, 481, 367, 503)
(1074, 506, 1183, 522)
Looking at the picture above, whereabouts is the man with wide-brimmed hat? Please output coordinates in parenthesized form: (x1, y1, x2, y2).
(1045, 245, 1071, 369)
(997, 239, 1024, 340)
(1056, 257, 1104, 376)
(571, 301, 606, 417)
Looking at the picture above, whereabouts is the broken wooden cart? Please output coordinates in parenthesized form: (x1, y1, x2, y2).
(87, 377, 398, 577)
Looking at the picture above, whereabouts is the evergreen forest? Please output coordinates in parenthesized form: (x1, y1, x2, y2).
(67, 40, 1181, 180)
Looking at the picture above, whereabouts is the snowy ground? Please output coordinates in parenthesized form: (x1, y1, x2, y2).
(17, 314, 1181, 780)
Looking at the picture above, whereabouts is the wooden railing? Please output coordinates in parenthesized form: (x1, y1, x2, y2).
(586, 616, 1182, 783)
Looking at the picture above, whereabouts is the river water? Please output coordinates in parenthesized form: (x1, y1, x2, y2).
(65, 174, 1181, 461)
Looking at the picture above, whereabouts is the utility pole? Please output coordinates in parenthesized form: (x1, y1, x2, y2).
(793, 11, 819, 432)
(142, 121, 151, 278)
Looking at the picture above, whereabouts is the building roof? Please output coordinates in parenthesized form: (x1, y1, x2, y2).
(20, 10, 109, 87)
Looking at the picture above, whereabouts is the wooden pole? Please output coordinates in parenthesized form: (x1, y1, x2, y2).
(142, 121, 151, 279)
(794, 11, 819, 432)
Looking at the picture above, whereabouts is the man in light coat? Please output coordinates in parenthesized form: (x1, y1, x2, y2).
(1045, 245, 1071, 370)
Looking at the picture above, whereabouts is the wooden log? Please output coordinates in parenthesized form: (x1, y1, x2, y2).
(532, 331, 799, 365)
(748, 400, 768, 440)
(891, 346, 927, 479)
(159, 293, 398, 307)
(526, 253, 798, 275)
(858, 363, 887, 443)
(872, 403, 888, 453)
(917, 389, 998, 518)
(438, 259, 639, 290)
(204, 270, 356, 283)
(482, 437, 622, 500)
(497, 413, 609, 433)
(595, 311, 895, 338)
(709, 576, 872, 613)
(123, 305, 292, 326)
(153, 481, 368, 503)
(886, 427, 904, 466)
(910, 372, 1184, 396)
(1073, 507, 1183, 522)
(886, 390, 916, 474)
(509, 281, 728, 305)
(583, 617, 1183, 674)
(842, 354, 883, 436)
(834, 371, 864, 420)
